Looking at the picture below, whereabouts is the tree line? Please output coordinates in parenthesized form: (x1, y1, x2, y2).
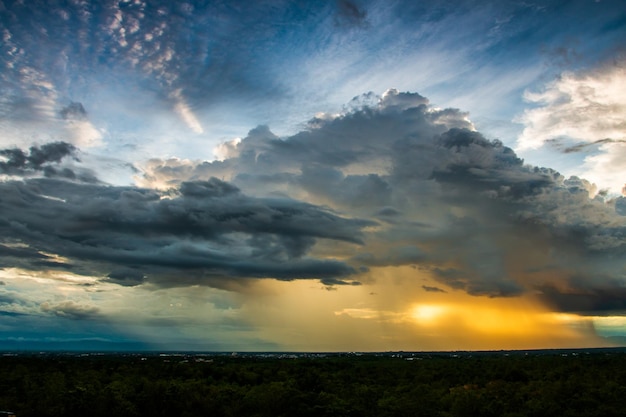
(1, 351, 625, 417)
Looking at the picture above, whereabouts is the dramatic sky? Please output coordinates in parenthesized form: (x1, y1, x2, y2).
(1, 0, 626, 351)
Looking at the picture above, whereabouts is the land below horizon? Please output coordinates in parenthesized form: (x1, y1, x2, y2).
(1, 349, 626, 417)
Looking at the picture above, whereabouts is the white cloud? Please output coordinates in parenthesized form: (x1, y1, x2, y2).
(64, 119, 103, 148)
(581, 141, 626, 195)
(517, 62, 626, 149)
(213, 137, 242, 161)
(516, 61, 626, 193)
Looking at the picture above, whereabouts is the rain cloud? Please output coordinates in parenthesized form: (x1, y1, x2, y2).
(0, 175, 371, 288)
(137, 89, 626, 313)
(1, 89, 625, 315)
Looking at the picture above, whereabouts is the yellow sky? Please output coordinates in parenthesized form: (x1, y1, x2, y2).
(0, 263, 620, 351)
(237, 266, 611, 351)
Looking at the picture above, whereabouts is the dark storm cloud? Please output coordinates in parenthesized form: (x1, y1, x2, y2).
(0, 176, 371, 287)
(537, 284, 626, 315)
(138, 89, 626, 311)
(422, 285, 446, 293)
(0, 141, 76, 175)
(0, 242, 57, 271)
(106, 269, 146, 287)
(320, 277, 362, 286)
(27, 142, 77, 168)
(0, 142, 99, 182)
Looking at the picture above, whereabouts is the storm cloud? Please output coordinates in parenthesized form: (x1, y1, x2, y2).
(0, 142, 76, 175)
(0, 89, 624, 314)
(0, 174, 371, 288)
(0, 141, 98, 182)
(136, 89, 626, 313)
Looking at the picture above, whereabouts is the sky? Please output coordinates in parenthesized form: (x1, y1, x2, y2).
(0, 0, 625, 352)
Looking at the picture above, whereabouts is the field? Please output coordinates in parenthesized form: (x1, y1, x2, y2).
(1, 349, 625, 417)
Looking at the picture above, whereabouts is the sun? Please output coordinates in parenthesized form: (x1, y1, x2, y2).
(411, 304, 447, 323)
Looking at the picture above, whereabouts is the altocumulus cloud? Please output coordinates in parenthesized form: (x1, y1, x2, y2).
(0, 0, 329, 136)
(1, 89, 625, 315)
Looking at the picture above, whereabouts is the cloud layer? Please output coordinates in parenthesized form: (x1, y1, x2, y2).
(2, 89, 624, 318)
(0, 174, 372, 290)
(138, 89, 626, 313)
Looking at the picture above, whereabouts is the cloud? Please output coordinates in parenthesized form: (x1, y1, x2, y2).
(516, 60, 626, 193)
(539, 285, 626, 315)
(320, 277, 362, 286)
(40, 300, 100, 320)
(134, 89, 625, 313)
(105, 269, 146, 287)
(59, 102, 103, 147)
(422, 285, 447, 293)
(0, 286, 42, 317)
(0, 175, 371, 288)
(170, 89, 203, 134)
(60, 102, 87, 121)
(0, 0, 301, 143)
(616, 197, 626, 215)
(1, 142, 75, 175)
(1, 88, 624, 315)
(0, 141, 99, 182)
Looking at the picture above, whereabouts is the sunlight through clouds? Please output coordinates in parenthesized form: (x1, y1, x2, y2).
(410, 304, 447, 324)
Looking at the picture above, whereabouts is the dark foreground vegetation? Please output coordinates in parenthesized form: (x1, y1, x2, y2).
(1, 350, 626, 417)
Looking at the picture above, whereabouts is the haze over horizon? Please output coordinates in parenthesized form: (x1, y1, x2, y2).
(1, 0, 626, 352)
